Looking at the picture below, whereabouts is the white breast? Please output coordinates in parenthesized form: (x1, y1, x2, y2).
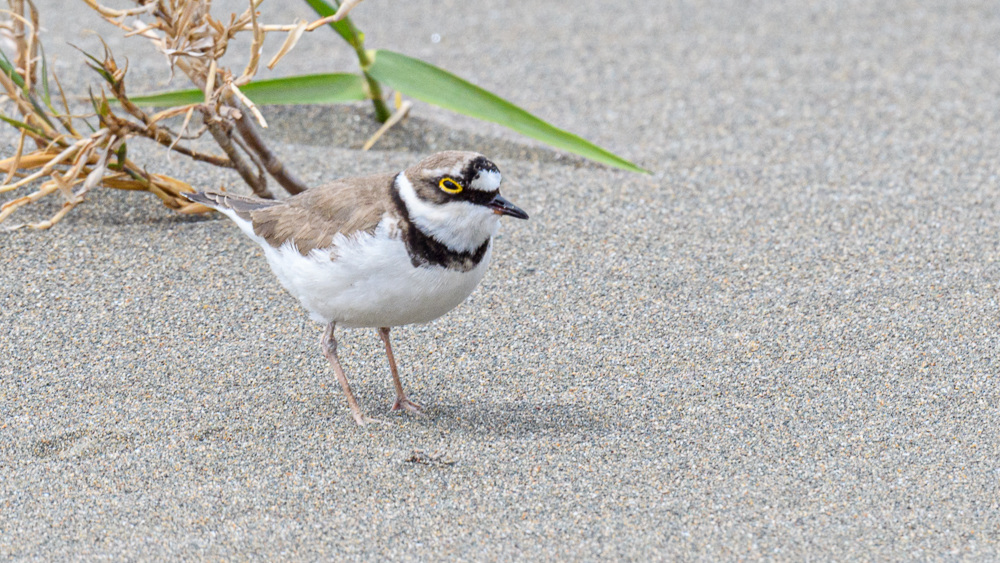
(222, 210, 493, 328)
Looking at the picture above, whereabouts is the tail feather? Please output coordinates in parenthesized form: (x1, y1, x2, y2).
(183, 190, 281, 219)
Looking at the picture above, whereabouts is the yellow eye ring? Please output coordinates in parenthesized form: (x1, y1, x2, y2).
(439, 177, 463, 194)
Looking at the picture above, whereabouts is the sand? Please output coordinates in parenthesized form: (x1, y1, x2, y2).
(2, 0, 999, 559)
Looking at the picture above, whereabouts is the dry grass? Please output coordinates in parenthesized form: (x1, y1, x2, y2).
(0, 0, 365, 229)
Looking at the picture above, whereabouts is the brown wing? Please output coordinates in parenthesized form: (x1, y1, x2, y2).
(249, 173, 397, 255)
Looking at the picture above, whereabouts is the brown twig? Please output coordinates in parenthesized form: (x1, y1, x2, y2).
(202, 109, 271, 198)
(84, 0, 329, 196)
(233, 109, 307, 194)
(100, 106, 233, 168)
(2, 0, 370, 228)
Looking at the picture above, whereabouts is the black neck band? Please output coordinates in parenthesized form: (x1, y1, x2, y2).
(391, 175, 491, 272)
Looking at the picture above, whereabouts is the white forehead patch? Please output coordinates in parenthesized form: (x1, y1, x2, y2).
(470, 169, 501, 192)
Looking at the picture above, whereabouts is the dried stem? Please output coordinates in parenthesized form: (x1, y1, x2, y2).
(203, 109, 270, 198)
(1, 0, 380, 228)
(233, 109, 307, 194)
(82, 0, 367, 193)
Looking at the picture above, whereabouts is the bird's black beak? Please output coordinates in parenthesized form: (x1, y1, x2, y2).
(488, 194, 529, 220)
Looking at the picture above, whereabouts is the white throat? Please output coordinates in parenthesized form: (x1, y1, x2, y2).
(396, 173, 500, 253)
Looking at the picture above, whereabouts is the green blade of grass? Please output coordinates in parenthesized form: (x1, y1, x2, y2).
(38, 43, 53, 109)
(0, 114, 45, 136)
(366, 49, 647, 174)
(1, 47, 57, 131)
(128, 73, 367, 106)
(301, 0, 392, 122)
(77, 48, 116, 84)
(0, 47, 26, 89)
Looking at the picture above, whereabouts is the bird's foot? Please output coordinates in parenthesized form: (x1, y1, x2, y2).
(391, 397, 425, 416)
(351, 412, 388, 426)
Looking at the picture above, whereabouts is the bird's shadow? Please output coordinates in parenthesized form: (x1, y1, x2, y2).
(291, 384, 611, 438)
(414, 399, 617, 439)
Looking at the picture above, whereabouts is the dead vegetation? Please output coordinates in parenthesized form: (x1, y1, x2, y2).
(0, 0, 367, 229)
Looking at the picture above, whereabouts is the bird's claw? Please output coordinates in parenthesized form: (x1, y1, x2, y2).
(352, 413, 388, 426)
(391, 397, 425, 416)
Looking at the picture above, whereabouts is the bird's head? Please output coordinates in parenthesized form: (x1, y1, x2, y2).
(395, 151, 528, 252)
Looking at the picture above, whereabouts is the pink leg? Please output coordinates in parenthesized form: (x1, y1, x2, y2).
(378, 327, 424, 416)
(321, 322, 381, 426)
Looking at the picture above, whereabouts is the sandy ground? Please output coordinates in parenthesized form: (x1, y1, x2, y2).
(2, 0, 999, 559)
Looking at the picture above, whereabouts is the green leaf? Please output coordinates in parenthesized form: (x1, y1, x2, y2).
(300, 0, 392, 121)
(127, 73, 367, 106)
(0, 47, 57, 131)
(0, 47, 26, 89)
(91, 91, 111, 119)
(75, 47, 116, 84)
(38, 45, 53, 109)
(110, 141, 128, 170)
(0, 114, 44, 136)
(367, 49, 647, 174)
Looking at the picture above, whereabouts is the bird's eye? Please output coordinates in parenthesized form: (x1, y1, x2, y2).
(439, 177, 463, 194)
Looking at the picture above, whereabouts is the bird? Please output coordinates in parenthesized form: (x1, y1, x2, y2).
(184, 151, 529, 425)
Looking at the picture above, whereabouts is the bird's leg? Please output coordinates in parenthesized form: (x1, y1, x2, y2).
(321, 322, 381, 426)
(378, 327, 424, 416)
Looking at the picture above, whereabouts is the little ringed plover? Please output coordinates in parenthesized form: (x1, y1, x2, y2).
(185, 151, 528, 425)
